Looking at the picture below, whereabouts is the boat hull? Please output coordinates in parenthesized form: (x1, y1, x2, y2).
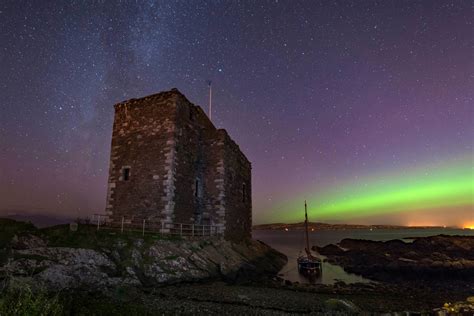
(297, 256, 322, 276)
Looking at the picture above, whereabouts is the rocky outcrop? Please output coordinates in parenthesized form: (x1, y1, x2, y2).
(316, 235, 474, 282)
(0, 227, 287, 292)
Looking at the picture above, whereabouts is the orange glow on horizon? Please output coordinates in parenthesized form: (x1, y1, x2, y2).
(406, 221, 437, 227)
(463, 223, 474, 229)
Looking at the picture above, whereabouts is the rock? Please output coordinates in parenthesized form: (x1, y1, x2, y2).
(339, 238, 383, 252)
(11, 234, 47, 249)
(1, 233, 287, 292)
(324, 298, 360, 313)
(316, 244, 345, 255)
(237, 294, 249, 301)
(318, 235, 474, 284)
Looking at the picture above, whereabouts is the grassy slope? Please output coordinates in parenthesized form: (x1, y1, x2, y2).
(0, 218, 36, 246)
(0, 218, 181, 248)
(0, 218, 37, 264)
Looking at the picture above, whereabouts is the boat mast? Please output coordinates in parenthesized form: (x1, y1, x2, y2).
(304, 200, 311, 256)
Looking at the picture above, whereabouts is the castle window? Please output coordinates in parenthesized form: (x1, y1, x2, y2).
(189, 109, 194, 121)
(242, 183, 246, 202)
(122, 167, 130, 181)
(195, 179, 200, 198)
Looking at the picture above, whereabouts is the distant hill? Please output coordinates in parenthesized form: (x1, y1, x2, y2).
(253, 222, 447, 231)
(0, 213, 71, 228)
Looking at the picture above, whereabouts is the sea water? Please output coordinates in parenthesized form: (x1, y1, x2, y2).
(252, 228, 474, 285)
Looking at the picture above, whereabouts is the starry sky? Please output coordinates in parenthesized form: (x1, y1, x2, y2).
(1, 1, 473, 227)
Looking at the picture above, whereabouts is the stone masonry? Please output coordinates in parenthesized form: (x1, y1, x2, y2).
(105, 88, 252, 240)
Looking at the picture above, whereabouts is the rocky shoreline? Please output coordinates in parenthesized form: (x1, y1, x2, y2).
(315, 235, 474, 282)
(1, 219, 473, 314)
(313, 234, 474, 313)
(26, 279, 474, 315)
(0, 219, 287, 291)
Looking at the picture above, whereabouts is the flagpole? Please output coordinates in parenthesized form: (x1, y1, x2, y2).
(208, 80, 212, 121)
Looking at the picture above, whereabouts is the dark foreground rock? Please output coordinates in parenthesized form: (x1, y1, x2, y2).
(9, 280, 472, 315)
(313, 235, 474, 315)
(2, 220, 473, 314)
(0, 219, 287, 292)
(316, 235, 474, 281)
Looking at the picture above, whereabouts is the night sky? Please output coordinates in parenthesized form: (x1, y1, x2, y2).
(1, 1, 472, 227)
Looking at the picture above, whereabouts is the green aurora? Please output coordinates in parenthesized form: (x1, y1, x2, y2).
(272, 156, 474, 223)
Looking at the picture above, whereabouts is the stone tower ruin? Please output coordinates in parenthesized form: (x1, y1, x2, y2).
(105, 88, 252, 240)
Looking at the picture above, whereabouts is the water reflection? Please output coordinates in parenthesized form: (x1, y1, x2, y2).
(278, 253, 371, 285)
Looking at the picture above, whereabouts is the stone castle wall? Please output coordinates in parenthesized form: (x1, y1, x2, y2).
(105, 91, 179, 225)
(105, 89, 251, 240)
(221, 133, 252, 240)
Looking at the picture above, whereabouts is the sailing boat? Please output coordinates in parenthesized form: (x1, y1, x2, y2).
(297, 201, 322, 276)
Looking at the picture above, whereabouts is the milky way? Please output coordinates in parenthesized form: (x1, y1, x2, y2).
(1, 1, 472, 225)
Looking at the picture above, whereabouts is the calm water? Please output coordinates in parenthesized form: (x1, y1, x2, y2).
(253, 228, 474, 285)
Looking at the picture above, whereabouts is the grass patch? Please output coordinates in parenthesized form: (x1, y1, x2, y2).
(0, 286, 63, 316)
(42, 224, 182, 250)
(0, 218, 183, 252)
(0, 286, 149, 316)
(0, 218, 36, 249)
(0, 218, 37, 265)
